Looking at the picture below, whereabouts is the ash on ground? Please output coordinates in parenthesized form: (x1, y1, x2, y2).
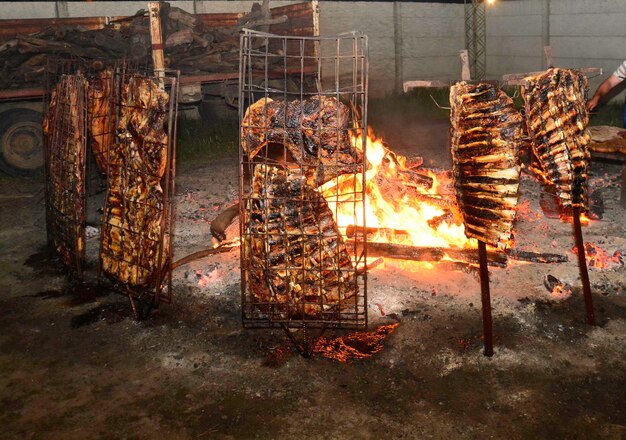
(0, 156, 624, 439)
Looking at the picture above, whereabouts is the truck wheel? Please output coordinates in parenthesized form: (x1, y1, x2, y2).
(0, 108, 44, 176)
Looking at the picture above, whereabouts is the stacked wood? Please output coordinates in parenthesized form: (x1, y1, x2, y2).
(42, 74, 88, 274)
(244, 164, 358, 319)
(0, 0, 285, 90)
(100, 74, 170, 286)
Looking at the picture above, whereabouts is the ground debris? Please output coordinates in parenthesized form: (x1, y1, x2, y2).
(313, 323, 400, 362)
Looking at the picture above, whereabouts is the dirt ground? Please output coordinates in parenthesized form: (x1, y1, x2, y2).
(1, 141, 626, 439)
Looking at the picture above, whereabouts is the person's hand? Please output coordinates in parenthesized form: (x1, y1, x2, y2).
(586, 96, 600, 112)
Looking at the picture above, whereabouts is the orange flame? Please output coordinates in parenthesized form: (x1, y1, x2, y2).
(319, 128, 474, 249)
(572, 243, 624, 270)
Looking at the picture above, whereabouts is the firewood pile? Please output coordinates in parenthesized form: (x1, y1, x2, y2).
(0, 0, 285, 90)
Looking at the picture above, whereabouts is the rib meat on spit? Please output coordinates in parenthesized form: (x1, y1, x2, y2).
(521, 68, 591, 209)
(450, 82, 525, 249)
(42, 74, 88, 272)
(241, 96, 363, 185)
(88, 68, 116, 174)
(100, 75, 170, 287)
(244, 164, 358, 319)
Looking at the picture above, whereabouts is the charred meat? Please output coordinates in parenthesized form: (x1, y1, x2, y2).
(241, 96, 363, 185)
(87, 68, 116, 174)
(521, 68, 591, 209)
(100, 74, 170, 286)
(43, 74, 88, 273)
(243, 164, 358, 319)
(450, 82, 524, 249)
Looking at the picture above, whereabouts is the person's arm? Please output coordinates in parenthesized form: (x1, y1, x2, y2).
(586, 74, 623, 112)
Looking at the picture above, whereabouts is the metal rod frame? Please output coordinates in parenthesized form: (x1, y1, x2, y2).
(572, 207, 596, 326)
(43, 61, 89, 278)
(98, 62, 179, 313)
(464, 0, 487, 81)
(478, 240, 494, 357)
(238, 29, 369, 331)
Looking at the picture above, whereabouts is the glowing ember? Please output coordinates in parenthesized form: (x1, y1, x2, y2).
(319, 129, 474, 249)
(313, 323, 399, 362)
(544, 274, 572, 299)
(572, 243, 624, 270)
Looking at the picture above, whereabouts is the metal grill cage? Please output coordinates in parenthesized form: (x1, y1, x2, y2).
(43, 72, 89, 277)
(99, 63, 179, 307)
(239, 29, 369, 330)
(44, 60, 178, 310)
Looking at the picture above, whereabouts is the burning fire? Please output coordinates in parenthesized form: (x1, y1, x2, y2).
(319, 128, 475, 249)
(572, 243, 624, 270)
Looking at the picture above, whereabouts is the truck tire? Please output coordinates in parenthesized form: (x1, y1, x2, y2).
(0, 108, 44, 176)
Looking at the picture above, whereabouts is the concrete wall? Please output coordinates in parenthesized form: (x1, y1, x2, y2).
(1, 1, 623, 99)
(486, 0, 625, 100)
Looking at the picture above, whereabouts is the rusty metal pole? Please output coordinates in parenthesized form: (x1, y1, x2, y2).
(478, 240, 494, 356)
(572, 207, 596, 326)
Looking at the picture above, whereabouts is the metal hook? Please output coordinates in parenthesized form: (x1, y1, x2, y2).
(429, 94, 451, 110)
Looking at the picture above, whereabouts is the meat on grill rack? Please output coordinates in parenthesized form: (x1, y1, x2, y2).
(88, 68, 116, 174)
(100, 74, 170, 287)
(521, 68, 591, 210)
(241, 96, 363, 185)
(244, 164, 358, 319)
(42, 74, 88, 273)
(450, 82, 525, 249)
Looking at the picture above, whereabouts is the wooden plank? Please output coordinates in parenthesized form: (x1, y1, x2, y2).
(148, 2, 165, 82)
(501, 67, 603, 86)
(403, 80, 449, 92)
(544, 45, 554, 68)
(0, 16, 115, 38)
(460, 49, 471, 81)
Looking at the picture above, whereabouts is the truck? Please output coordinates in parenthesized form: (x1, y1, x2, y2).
(0, 1, 319, 175)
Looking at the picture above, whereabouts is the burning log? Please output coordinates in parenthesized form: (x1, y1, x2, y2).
(373, 148, 433, 191)
(210, 202, 240, 242)
(436, 261, 480, 275)
(345, 225, 410, 242)
(172, 243, 238, 270)
(427, 210, 454, 229)
(346, 240, 508, 267)
(506, 249, 568, 263)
